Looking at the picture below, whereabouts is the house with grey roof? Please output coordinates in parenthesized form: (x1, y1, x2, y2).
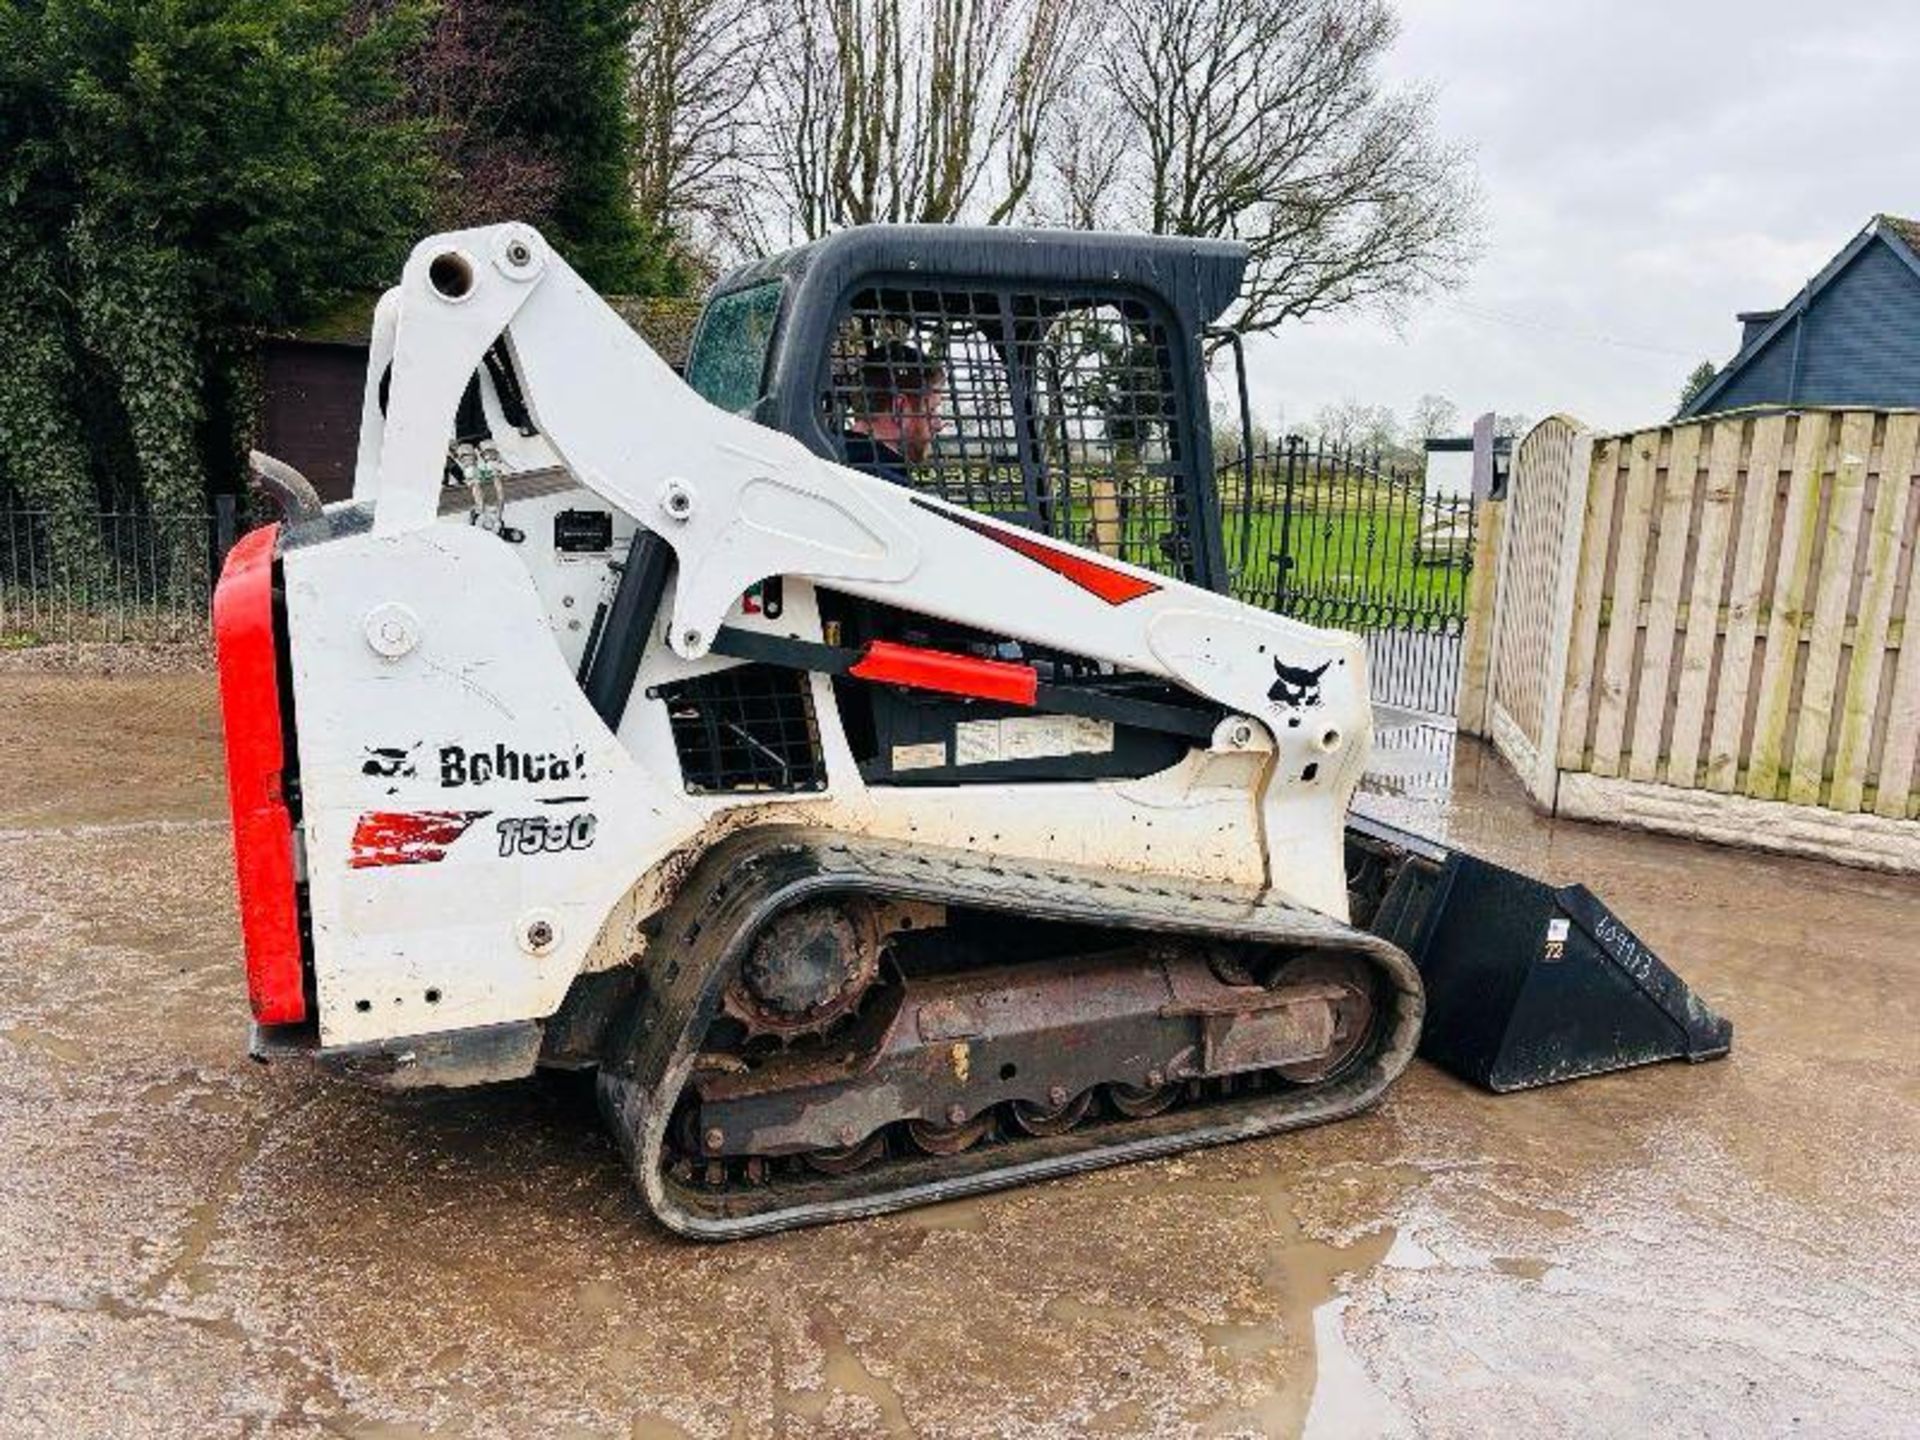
(1681, 214, 1920, 418)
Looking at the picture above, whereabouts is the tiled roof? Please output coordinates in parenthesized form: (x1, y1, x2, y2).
(1878, 214, 1920, 256)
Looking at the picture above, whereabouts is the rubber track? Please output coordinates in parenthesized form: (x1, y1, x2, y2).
(597, 826, 1424, 1239)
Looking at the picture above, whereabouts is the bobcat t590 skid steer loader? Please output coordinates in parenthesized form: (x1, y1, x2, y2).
(216, 222, 1729, 1237)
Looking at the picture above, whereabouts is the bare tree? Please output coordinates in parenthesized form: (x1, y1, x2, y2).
(1036, 75, 1130, 230)
(1084, 0, 1481, 335)
(400, 0, 563, 231)
(1406, 393, 1458, 444)
(630, 0, 773, 274)
(751, 0, 1087, 245)
(1312, 398, 1397, 454)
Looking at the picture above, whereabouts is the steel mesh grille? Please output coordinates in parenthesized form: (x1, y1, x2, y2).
(657, 663, 826, 794)
(822, 285, 1196, 580)
(1024, 300, 1189, 575)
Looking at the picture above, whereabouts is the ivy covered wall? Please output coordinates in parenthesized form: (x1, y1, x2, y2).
(0, 0, 669, 588)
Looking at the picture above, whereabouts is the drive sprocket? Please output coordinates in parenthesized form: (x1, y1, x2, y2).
(720, 900, 882, 1043)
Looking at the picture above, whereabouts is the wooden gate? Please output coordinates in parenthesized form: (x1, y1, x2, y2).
(1482, 416, 1592, 803)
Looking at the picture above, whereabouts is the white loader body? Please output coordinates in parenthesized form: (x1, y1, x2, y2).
(227, 223, 1372, 1066)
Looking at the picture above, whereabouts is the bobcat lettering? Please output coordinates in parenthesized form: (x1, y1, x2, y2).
(439, 743, 588, 787)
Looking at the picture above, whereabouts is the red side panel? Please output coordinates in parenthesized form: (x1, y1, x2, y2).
(850, 640, 1039, 705)
(212, 525, 306, 1025)
(929, 507, 1163, 606)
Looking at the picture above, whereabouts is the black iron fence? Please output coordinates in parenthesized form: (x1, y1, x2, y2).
(1222, 438, 1476, 717)
(1, 503, 239, 645)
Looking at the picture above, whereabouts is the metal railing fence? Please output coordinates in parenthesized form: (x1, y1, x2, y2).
(1222, 438, 1478, 717)
(1, 502, 238, 645)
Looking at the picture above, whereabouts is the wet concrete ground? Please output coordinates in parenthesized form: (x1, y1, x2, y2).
(2, 668, 1917, 1437)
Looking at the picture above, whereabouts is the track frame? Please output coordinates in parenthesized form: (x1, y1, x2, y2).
(597, 826, 1424, 1239)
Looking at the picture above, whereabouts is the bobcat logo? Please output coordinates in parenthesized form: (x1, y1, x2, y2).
(1268, 658, 1330, 710)
(362, 744, 419, 779)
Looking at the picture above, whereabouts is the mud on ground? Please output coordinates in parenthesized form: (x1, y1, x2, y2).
(1, 669, 1916, 1437)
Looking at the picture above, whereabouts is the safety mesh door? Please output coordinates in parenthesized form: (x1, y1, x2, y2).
(819, 283, 1201, 583)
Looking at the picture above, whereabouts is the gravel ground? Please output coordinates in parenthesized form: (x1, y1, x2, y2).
(1, 670, 1916, 1438)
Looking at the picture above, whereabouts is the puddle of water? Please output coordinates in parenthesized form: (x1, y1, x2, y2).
(1086, 1399, 1150, 1434)
(779, 1306, 912, 1435)
(1300, 1296, 1409, 1440)
(1182, 1175, 1401, 1435)
(897, 1194, 992, 1232)
(0, 1024, 88, 1065)
(1491, 1255, 1553, 1281)
(1381, 1231, 1439, 1271)
(575, 1279, 624, 1322)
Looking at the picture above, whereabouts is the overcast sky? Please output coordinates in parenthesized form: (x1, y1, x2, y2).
(1236, 0, 1919, 439)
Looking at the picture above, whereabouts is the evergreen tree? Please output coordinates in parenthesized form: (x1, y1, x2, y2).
(1677, 360, 1719, 416)
(484, 0, 673, 293)
(0, 0, 432, 554)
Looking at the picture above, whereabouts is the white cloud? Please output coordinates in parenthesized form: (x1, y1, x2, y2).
(1230, 0, 1920, 436)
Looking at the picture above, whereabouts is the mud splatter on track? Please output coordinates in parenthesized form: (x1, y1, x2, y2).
(1, 670, 1916, 1436)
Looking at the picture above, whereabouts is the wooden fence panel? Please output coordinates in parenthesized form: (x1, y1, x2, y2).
(1485, 417, 1590, 801)
(1831, 414, 1919, 811)
(1628, 424, 1702, 783)
(1493, 419, 1569, 740)
(1478, 405, 1918, 869)
(1557, 436, 1619, 770)
(1704, 413, 1789, 792)
(1591, 434, 1660, 776)
(1746, 412, 1830, 801)
(1667, 419, 1743, 787)
(1789, 412, 1873, 805)
(1875, 488, 1920, 819)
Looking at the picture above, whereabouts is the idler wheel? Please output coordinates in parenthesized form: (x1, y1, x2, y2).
(906, 1112, 991, 1155)
(805, 1131, 888, 1175)
(1007, 1088, 1093, 1137)
(1270, 954, 1377, 1085)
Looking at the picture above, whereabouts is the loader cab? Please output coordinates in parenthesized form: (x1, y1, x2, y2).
(684, 226, 1249, 594)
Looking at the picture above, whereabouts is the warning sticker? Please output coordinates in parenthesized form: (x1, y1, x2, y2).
(953, 715, 1115, 766)
(954, 721, 1003, 766)
(891, 741, 948, 772)
(1543, 916, 1571, 962)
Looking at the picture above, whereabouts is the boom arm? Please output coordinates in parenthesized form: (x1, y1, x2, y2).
(359, 224, 1368, 755)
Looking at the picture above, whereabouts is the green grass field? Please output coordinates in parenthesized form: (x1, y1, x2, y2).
(1043, 472, 1474, 624)
(1221, 493, 1472, 623)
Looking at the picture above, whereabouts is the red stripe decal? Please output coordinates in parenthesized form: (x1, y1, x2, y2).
(349, 810, 490, 869)
(849, 640, 1039, 705)
(213, 524, 307, 1025)
(923, 504, 1162, 606)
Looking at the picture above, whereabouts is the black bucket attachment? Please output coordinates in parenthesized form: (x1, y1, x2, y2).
(1345, 813, 1732, 1092)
